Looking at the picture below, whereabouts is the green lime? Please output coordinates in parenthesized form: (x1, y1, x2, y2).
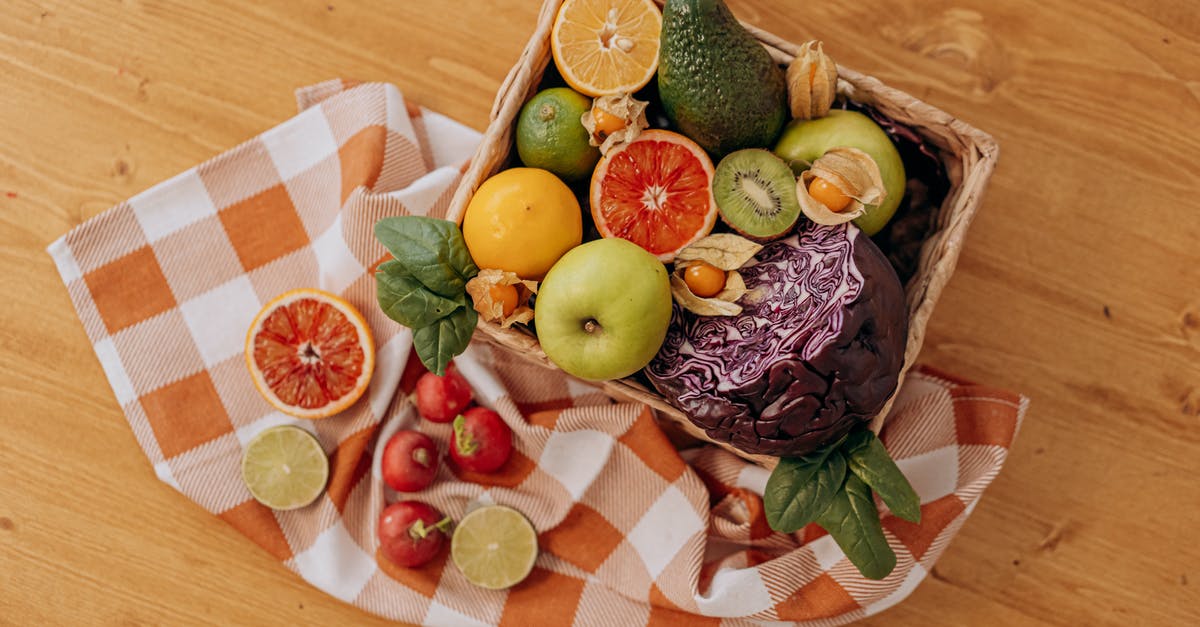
(516, 87, 600, 182)
(451, 505, 539, 590)
(241, 425, 329, 511)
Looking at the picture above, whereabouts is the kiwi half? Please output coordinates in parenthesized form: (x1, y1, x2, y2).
(712, 149, 802, 241)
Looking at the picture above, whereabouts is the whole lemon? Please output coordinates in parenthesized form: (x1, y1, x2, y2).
(462, 168, 583, 280)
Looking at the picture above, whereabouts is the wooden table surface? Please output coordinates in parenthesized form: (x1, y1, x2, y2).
(2, 1, 1198, 625)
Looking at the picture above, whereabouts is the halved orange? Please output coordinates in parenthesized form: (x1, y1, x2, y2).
(246, 289, 375, 420)
(551, 0, 662, 97)
(590, 129, 717, 262)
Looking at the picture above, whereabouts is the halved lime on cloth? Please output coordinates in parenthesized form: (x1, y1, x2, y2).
(451, 505, 539, 589)
(241, 425, 329, 510)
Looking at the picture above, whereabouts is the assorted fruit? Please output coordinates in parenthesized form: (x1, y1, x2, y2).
(360, 0, 954, 581)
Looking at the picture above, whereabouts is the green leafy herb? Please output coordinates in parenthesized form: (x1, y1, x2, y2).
(412, 306, 477, 376)
(815, 473, 896, 580)
(844, 430, 921, 523)
(762, 426, 921, 580)
(373, 217, 479, 376)
(375, 217, 479, 298)
(764, 447, 846, 533)
(375, 260, 467, 329)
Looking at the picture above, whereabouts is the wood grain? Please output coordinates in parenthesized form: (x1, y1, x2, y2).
(1, 0, 1197, 625)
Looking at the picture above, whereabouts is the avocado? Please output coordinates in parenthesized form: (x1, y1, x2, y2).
(657, 0, 788, 158)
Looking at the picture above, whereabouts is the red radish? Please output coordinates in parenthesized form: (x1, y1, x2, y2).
(381, 430, 438, 492)
(378, 501, 451, 568)
(415, 363, 473, 423)
(450, 407, 513, 473)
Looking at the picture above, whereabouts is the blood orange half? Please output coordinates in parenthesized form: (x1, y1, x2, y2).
(589, 129, 717, 262)
(246, 289, 375, 420)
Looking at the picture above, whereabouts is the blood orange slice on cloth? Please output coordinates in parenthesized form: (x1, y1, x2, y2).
(246, 288, 375, 419)
(589, 129, 717, 262)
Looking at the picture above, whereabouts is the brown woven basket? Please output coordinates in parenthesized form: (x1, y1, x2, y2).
(446, 0, 999, 467)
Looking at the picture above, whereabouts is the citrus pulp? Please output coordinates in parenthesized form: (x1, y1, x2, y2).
(245, 288, 375, 419)
(589, 129, 717, 261)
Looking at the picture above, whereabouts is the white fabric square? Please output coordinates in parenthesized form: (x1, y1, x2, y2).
(92, 337, 137, 407)
(422, 110, 483, 169)
(693, 566, 774, 617)
(262, 106, 339, 180)
(807, 534, 845, 571)
(455, 343, 507, 409)
(864, 562, 927, 616)
(293, 521, 377, 603)
(423, 601, 493, 627)
(153, 460, 182, 492)
(627, 486, 705, 579)
(235, 411, 312, 447)
(383, 84, 419, 146)
(368, 332, 413, 418)
(383, 166, 462, 217)
(179, 276, 261, 367)
(129, 170, 217, 241)
(539, 430, 614, 501)
(48, 238, 82, 282)
(895, 445, 959, 503)
(311, 216, 365, 294)
(736, 464, 771, 495)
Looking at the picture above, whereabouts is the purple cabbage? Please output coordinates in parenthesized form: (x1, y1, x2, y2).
(645, 221, 908, 457)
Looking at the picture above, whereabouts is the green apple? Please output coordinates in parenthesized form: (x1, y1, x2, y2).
(534, 238, 672, 381)
(773, 110, 906, 236)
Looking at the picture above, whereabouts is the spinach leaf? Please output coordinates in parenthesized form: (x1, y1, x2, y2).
(816, 473, 896, 580)
(844, 430, 921, 523)
(375, 260, 465, 329)
(374, 217, 479, 298)
(412, 306, 477, 376)
(764, 447, 847, 533)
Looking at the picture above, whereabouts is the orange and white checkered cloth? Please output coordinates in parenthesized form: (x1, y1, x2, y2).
(48, 80, 1028, 626)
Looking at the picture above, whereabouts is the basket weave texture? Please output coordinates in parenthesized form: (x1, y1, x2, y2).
(445, 0, 999, 466)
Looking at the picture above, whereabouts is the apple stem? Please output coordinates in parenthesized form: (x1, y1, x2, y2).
(583, 319, 601, 334)
(412, 447, 431, 468)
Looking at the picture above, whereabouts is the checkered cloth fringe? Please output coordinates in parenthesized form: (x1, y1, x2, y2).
(48, 80, 1027, 626)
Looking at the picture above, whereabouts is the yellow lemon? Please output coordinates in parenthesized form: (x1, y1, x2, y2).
(462, 168, 583, 280)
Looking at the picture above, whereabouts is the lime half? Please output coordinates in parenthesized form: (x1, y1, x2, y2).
(241, 425, 329, 510)
(451, 505, 539, 589)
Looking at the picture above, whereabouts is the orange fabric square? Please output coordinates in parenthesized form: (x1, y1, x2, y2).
(219, 184, 309, 271)
(525, 406, 568, 430)
(541, 503, 623, 573)
(326, 426, 377, 513)
(882, 494, 966, 560)
(447, 448, 536, 488)
(84, 246, 177, 334)
(339, 125, 387, 203)
(499, 568, 586, 627)
(218, 500, 293, 561)
(951, 387, 1022, 446)
(800, 522, 829, 543)
(648, 584, 719, 627)
(376, 545, 448, 598)
(139, 371, 233, 458)
(512, 399, 574, 421)
(774, 573, 860, 620)
(618, 408, 687, 482)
